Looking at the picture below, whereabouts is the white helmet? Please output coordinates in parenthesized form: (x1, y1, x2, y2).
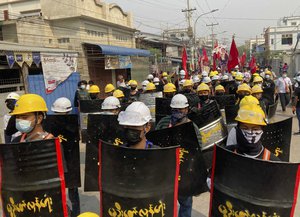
(179, 70, 186, 76)
(202, 77, 211, 84)
(6, 92, 20, 100)
(170, 94, 189, 109)
(222, 75, 229, 80)
(142, 80, 149, 86)
(179, 79, 186, 86)
(153, 77, 160, 85)
(244, 72, 251, 79)
(192, 76, 200, 83)
(202, 71, 208, 77)
(147, 74, 154, 80)
(118, 101, 152, 126)
(101, 96, 121, 110)
(212, 75, 219, 81)
(51, 97, 72, 113)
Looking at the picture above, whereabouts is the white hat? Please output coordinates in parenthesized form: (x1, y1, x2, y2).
(101, 96, 121, 110)
(170, 94, 189, 109)
(118, 102, 152, 126)
(202, 77, 211, 84)
(51, 97, 72, 113)
(222, 75, 229, 80)
(193, 76, 200, 83)
(179, 70, 186, 76)
(147, 74, 154, 80)
(202, 71, 208, 77)
(6, 92, 20, 100)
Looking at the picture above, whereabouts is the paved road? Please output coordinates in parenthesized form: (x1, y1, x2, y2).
(77, 107, 300, 216)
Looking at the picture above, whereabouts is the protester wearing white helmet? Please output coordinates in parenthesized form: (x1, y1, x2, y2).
(118, 101, 156, 149)
(179, 70, 186, 79)
(153, 77, 160, 86)
(202, 71, 208, 78)
(202, 76, 211, 84)
(141, 80, 150, 92)
(147, 74, 154, 82)
(222, 74, 229, 81)
(156, 94, 202, 217)
(192, 76, 201, 90)
(51, 97, 72, 113)
(100, 96, 121, 115)
(4, 92, 21, 143)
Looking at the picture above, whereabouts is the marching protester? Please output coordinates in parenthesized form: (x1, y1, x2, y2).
(276, 71, 292, 112)
(3, 92, 21, 143)
(147, 74, 154, 83)
(128, 80, 139, 102)
(117, 101, 156, 149)
(155, 94, 202, 217)
(74, 80, 90, 107)
(226, 102, 279, 161)
(113, 89, 126, 103)
(236, 83, 252, 105)
(181, 79, 194, 94)
(262, 70, 276, 107)
(252, 85, 267, 115)
(100, 96, 121, 115)
(197, 83, 214, 108)
(292, 72, 300, 135)
(144, 82, 156, 93)
(86, 80, 94, 91)
(10, 94, 53, 142)
(104, 83, 115, 98)
(163, 83, 177, 99)
(51, 97, 80, 217)
(88, 85, 100, 100)
(192, 76, 201, 91)
(116, 75, 126, 88)
(215, 84, 226, 96)
(141, 80, 150, 93)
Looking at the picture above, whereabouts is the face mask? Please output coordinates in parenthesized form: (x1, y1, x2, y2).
(241, 129, 263, 144)
(154, 82, 159, 86)
(171, 110, 186, 125)
(216, 92, 224, 96)
(282, 74, 287, 78)
(80, 85, 86, 89)
(199, 95, 209, 101)
(296, 76, 300, 82)
(6, 100, 16, 111)
(125, 128, 142, 145)
(238, 94, 246, 100)
(90, 94, 97, 100)
(163, 77, 168, 81)
(142, 86, 147, 91)
(265, 75, 270, 79)
(236, 81, 241, 85)
(131, 87, 137, 91)
(165, 93, 174, 99)
(16, 119, 34, 133)
(180, 75, 185, 79)
(184, 89, 191, 94)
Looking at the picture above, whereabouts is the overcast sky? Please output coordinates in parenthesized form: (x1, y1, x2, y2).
(106, 0, 300, 46)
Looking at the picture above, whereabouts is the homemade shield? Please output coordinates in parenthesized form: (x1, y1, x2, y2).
(146, 122, 208, 196)
(261, 117, 292, 162)
(184, 92, 200, 109)
(209, 145, 300, 217)
(224, 104, 239, 125)
(155, 97, 172, 125)
(0, 139, 68, 217)
(84, 114, 125, 191)
(99, 141, 180, 217)
(212, 94, 236, 109)
(138, 92, 163, 122)
(267, 100, 278, 119)
(79, 99, 103, 142)
(43, 114, 81, 188)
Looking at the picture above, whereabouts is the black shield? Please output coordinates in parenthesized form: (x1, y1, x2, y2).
(224, 104, 239, 125)
(0, 139, 68, 217)
(155, 97, 172, 125)
(99, 141, 180, 217)
(209, 145, 300, 217)
(184, 92, 200, 109)
(84, 114, 125, 191)
(43, 114, 81, 188)
(138, 92, 163, 122)
(261, 117, 292, 162)
(146, 122, 208, 196)
(212, 94, 236, 109)
(267, 100, 278, 119)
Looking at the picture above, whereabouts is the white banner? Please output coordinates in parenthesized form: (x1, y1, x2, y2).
(41, 52, 78, 94)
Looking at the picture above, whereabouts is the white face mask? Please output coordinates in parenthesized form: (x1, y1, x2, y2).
(142, 86, 147, 91)
(282, 74, 287, 78)
(163, 77, 168, 81)
(80, 85, 86, 89)
(241, 129, 263, 144)
(296, 76, 300, 82)
(265, 75, 270, 79)
(16, 119, 34, 133)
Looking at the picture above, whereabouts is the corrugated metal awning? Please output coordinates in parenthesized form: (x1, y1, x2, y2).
(85, 43, 150, 57)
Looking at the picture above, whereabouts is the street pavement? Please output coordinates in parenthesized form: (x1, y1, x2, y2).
(77, 106, 300, 216)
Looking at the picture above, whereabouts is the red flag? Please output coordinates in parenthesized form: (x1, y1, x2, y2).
(202, 47, 209, 66)
(182, 47, 188, 78)
(249, 55, 256, 74)
(227, 38, 239, 71)
(240, 52, 246, 67)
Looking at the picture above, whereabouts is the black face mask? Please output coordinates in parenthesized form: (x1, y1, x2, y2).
(199, 95, 209, 101)
(184, 89, 191, 94)
(216, 92, 224, 96)
(238, 94, 246, 100)
(125, 128, 142, 146)
(165, 93, 174, 99)
(90, 94, 98, 100)
(131, 87, 137, 91)
(6, 100, 16, 111)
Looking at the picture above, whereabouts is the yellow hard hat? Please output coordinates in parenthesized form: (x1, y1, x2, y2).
(265, 70, 272, 76)
(215, 85, 225, 92)
(235, 104, 267, 126)
(235, 74, 244, 81)
(209, 71, 218, 77)
(253, 73, 259, 77)
(197, 83, 210, 92)
(162, 72, 168, 77)
(163, 83, 176, 93)
(239, 95, 259, 107)
(105, 83, 115, 93)
(129, 80, 138, 86)
(237, 83, 252, 94)
(88, 85, 100, 93)
(146, 82, 156, 91)
(77, 212, 99, 217)
(251, 85, 263, 94)
(253, 76, 263, 83)
(11, 94, 48, 115)
(231, 71, 237, 77)
(183, 79, 193, 87)
(113, 89, 125, 98)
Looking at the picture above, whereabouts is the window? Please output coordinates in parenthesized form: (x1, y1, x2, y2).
(58, 38, 70, 43)
(86, 29, 104, 37)
(281, 34, 293, 45)
(271, 39, 274, 44)
(291, 22, 297, 26)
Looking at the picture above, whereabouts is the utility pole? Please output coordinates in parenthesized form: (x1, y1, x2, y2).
(182, 0, 196, 71)
(206, 23, 219, 56)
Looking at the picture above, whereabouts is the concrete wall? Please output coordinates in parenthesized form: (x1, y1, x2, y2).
(268, 26, 300, 51)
